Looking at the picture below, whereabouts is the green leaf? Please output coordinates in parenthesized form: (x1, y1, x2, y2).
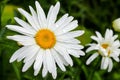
(12, 63, 21, 80)
(1, 5, 18, 25)
(77, 26, 93, 46)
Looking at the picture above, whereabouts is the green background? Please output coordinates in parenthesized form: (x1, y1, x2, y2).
(1, 0, 120, 80)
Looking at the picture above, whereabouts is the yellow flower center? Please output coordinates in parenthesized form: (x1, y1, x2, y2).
(101, 44, 109, 49)
(108, 50, 111, 56)
(101, 43, 111, 56)
(35, 29, 56, 49)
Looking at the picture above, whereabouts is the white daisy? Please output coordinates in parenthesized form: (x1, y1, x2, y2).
(86, 29, 120, 72)
(112, 18, 120, 32)
(6, 1, 85, 79)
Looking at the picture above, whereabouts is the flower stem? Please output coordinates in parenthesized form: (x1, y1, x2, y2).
(88, 57, 101, 80)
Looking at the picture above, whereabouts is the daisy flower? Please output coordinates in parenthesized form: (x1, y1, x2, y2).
(86, 29, 120, 72)
(6, 1, 85, 79)
(112, 18, 120, 32)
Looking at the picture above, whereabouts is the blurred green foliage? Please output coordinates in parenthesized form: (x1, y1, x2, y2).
(1, 0, 120, 80)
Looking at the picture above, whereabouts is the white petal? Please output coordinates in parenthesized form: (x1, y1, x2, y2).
(55, 16, 74, 35)
(108, 58, 113, 72)
(105, 29, 110, 40)
(49, 50, 57, 79)
(110, 51, 120, 58)
(101, 57, 109, 70)
(52, 69, 57, 79)
(14, 17, 36, 34)
(67, 49, 85, 57)
(56, 42, 84, 50)
(46, 49, 56, 74)
(106, 29, 113, 41)
(34, 49, 44, 76)
(66, 43, 84, 50)
(42, 65, 48, 78)
(86, 44, 98, 53)
(47, 2, 60, 27)
(42, 51, 48, 77)
(23, 45, 39, 63)
(86, 53, 99, 65)
(59, 16, 73, 27)
(47, 5, 54, 23)
(35, 1, 47, 28)
(57, 38, 80, 44)
(16, 45, 38, 62)
(18, 8, 38, 30)
(62, 20, 78, 33)
(112, 56, 119, 62)
(101, 57, 105, 69)
(22, 58, 34, 72)
(77, 50, 85, 56)
(7, 35, 36, 46)
(91, 36, 99, 42)
(113, 40, 120, 48)
(51, 49, 66, 71)
(55, 51, 69, 66)
(55, 13, 68, 26)
(108, 29, 113, 38)
(9, 46, 28, 63)
(112, 35, 118, 41)
(95, 31, 103, 41)
(54, 44, 73, 66)
(57, 30, 84, 39)
(29, 6, 41, 29)
(6, 25, 34, 37)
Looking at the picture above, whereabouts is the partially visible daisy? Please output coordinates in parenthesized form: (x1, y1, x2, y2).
(6, 1, 85, 79)
(86, 29, 120, 72)
(112, 18, 120, 32)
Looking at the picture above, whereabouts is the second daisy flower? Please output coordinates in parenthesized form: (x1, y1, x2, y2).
(86, 29, 120, 72)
